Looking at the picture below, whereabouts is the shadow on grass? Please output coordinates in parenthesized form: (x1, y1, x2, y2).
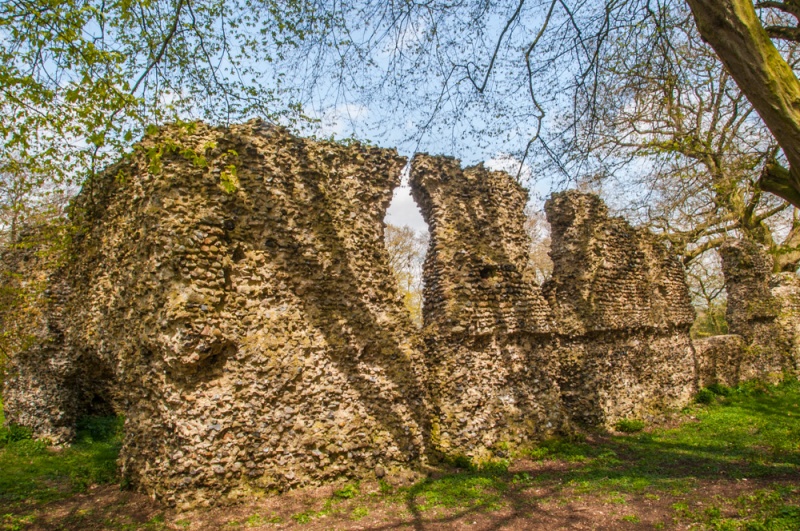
(368, 381, 800, 530)
(1, 382, 800, 530)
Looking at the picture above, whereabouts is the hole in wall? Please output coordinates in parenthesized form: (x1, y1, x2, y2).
(524, 204, 553, 285)
(479, 265, 497, 279)
(383, 162, 429, 327)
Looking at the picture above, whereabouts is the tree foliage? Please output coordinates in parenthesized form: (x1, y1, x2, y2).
(5, 0, 800, 270)
(253, 0, 800, 270)
(0, 0, 312, 229)
(561, 0, 800, 270)
(686, 0, 800, 209)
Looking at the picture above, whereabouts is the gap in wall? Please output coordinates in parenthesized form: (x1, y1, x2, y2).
(383, 162, 429, 327)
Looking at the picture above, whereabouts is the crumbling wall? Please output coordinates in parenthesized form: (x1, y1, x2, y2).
(2, 231, 77, 442)
(1, 224, 116, 443)
(409, 155, 565, 458)
(544, 191, 697, 427)
(3, 125, 727, 506)
(693, 334, 748, 387)
(719, 241, 800, 382)
(4, 121, 431, 507)
(772, 273, 800, 375)
(408, 158, 696, 447)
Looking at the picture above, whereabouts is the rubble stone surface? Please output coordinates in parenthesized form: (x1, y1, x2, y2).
(4, 124, 790, 507)
(4, 121, 430, 507)
(544, 191, 697, 427)
(1, 229, 115, 443)
(409, 159, 696, 442)
(694, 334, 748, 387)
(719, 240, 800, 382)
(409, 155, 565, 456)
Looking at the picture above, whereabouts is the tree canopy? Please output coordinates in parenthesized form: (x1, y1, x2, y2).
(4, 0, 800, 274)
(0, 0, 312, 201)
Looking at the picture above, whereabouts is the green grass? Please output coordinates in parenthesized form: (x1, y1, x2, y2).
(671, 485, 800, 530)
(522, 380, 800, 499)
(0, 400, 123, 506)
(241, 512, 282, 527)
(391, 379, 800, 525)
(350, 506, 369, 520)
(615, 418, 646, 433)
(401, 470, 508, 511)
(288, 482, 365, 524)
(1, 380, 800, 529)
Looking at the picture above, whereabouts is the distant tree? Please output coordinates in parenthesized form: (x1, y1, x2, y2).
(524, 206, 553, 284)
(384, 224, 427, 326)
(687, 254, 729, 338)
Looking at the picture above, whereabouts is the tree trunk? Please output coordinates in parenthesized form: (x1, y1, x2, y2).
(686, 0, 800, 208)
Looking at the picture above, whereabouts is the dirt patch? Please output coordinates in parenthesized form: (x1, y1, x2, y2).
(6, 475, 798, 530)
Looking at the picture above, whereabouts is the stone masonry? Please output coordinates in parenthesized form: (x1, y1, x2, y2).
(718, 240, 800, 382)
(0, 226, 115, 443)
(543, 192, 697, 427)
(3, 123, 787, 507)
(693, 335, 748, 387)
(4, 121, 431, 507)
(409, 155, 565, 459)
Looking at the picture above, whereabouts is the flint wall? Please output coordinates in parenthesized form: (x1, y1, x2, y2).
(0, 126, 745, 507)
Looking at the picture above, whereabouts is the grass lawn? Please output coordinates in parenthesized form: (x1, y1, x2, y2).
(1, 379, 799, 530)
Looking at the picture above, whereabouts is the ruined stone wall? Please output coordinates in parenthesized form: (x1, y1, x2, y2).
(4, 121, 431, 507)
(719, 241, 800, 382)
(409, 157, 696, 446)
(3, 230, 79, 442)
(693, 335, 748, 387)
(409, 155, 564, 458)
(544, 192, 696, 334)
(3, 126, 723, 506)
(543, 191, 697, 427)
(772, 273, 800, 375)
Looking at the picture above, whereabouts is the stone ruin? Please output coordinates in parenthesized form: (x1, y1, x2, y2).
(543, 192, 697, 426)
(0, 120, 782, 507)
(694, 240, 800, 387)
(408, 157, 695, 452)
(3, 122, 434, 506)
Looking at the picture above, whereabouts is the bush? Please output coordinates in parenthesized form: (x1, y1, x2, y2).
(706, 383, 732, 396)
(7, 438, 48, 456)
(473, 458, 510, 475)
(695, 388, 716, 404)
(0, 423, 33, 447)
(448, 454, 473, 469)
(332, 483, 359, 500)
(615, 418, 646, 433)
(75, 415, 123, 444)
